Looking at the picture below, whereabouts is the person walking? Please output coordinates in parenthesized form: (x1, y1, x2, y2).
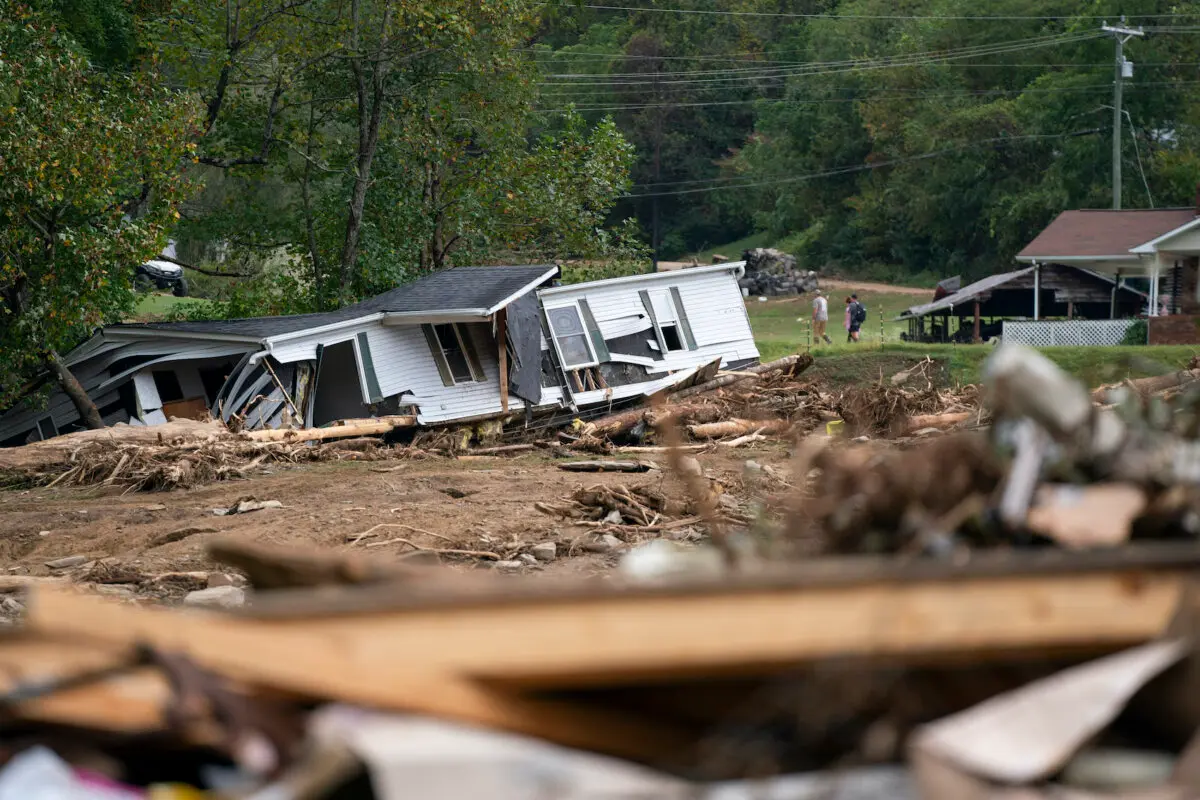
(843, 296, 853, 343)
(811, 290, 831, 344)
(848, 293, 865, 343)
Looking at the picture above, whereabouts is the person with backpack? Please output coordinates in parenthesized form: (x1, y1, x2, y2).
(848, 293, 866, 343)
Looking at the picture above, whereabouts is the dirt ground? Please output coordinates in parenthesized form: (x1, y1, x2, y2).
(0, 443, 793, 583)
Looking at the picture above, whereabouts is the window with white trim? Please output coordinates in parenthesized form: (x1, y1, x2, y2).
(545, 303, 597, 368)
(649, 289, 687, 352)
(422, 323, 485, 386)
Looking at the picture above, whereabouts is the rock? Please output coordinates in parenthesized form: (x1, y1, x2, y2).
(516, 553, 539, 567)
(852, 435, 871, 443)
(493, 560, 524, 572)
(743, 460, 763, 475)
(45, 555, 88, 570)
(602, 509, 623, 525)
(206, 572, 235, 588)
(1, 596, 25, 615)
(143, 504, 167, 511)
(183, 586, 246, 609)
(531, 542, 557, 562)
(38, 530, 50, 537)
(679, 456, 703, 477)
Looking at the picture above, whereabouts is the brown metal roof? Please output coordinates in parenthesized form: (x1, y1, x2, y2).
(1017, 209, 1197, 260)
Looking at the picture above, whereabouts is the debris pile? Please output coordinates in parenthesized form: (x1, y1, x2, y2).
(3, 346, 1200, 796)
(738, 247, 819, 296)
(12, 436, 390, 491)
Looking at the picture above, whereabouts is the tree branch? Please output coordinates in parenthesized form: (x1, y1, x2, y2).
(154, 254, 252, 278)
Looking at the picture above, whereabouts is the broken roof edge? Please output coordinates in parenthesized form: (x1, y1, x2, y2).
(896, 267, 1035, 319)
(537, 261, 747, 297)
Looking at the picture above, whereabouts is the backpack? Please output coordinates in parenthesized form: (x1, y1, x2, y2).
(852, 301, 867, 325)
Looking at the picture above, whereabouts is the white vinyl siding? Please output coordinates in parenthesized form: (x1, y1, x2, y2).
(538, 268, 757, 374)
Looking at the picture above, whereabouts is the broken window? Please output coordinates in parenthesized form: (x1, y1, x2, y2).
(152, 370, 184, 403)
(422, 323, 486, 386)
(545, 304, 597, 368)
(640, 288, 696, 354)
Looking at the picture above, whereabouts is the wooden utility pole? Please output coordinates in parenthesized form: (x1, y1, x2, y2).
(1102, 18, 1144, 210)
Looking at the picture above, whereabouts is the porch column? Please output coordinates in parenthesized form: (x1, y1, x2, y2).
(973, 301, 981, 343)
(496, 308, 509, 412)
(1110, 269, 1120, 319)
(1033, 261, 1040, 321)
(1150, 264, 1160, 316)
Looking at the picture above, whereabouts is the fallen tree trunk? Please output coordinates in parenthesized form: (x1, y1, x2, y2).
(47, 351, 104, 430)
(905, 411, 972, 432)
(689, 418, 790, 439)
(244, 415, 416, 443)
(587, 403, 722, 439)
(670, 354, 812, 401)
(1091, 369, 1200, 403)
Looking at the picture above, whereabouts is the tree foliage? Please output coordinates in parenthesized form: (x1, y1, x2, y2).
(543, 0, 1200, 277)
(154, 0, 643, 315)
(0, 3, 201, 409)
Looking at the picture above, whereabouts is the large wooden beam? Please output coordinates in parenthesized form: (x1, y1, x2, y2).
(27, 547, 1197, 696)
(21, 590, 691, 763)
(496, 308, 509, 413)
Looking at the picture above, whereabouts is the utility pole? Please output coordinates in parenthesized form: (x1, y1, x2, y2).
(1102, 17, 1144, 210)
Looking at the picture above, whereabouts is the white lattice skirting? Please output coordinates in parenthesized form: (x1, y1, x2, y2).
(1001, 319, 1140, 347)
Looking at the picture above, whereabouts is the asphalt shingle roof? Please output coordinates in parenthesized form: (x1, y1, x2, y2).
(1017, 209, 1197, 260)
(111, 265, 558, 340)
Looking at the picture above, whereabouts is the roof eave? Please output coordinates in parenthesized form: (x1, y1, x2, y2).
(103, 327, 267, 345)
(537, 261, 746, 297)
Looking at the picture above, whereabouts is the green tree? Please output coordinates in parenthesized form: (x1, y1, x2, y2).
(154, 0, 641, 315)
(0, 3, 202, 423)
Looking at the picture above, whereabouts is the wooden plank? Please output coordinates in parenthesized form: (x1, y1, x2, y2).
(496, 308, 509, 414)
(19, 590, 690, 763)
(26, 559, 1191, 695)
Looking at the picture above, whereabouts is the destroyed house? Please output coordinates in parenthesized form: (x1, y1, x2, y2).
(0, 262, 758, 445)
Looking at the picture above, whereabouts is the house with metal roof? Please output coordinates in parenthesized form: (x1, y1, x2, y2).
(0, 263, 758, 446)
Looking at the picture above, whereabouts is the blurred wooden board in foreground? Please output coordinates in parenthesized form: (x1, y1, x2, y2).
(9, 542, 1200, 775)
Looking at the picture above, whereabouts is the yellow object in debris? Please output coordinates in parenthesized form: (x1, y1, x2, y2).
(826, 420, 845, 437)
(147, 786, 209, 799)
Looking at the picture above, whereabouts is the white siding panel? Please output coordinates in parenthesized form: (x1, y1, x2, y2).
(538, 268, 758, 375)
(363, 323, 523, 425)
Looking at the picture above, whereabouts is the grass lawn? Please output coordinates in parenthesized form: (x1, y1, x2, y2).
(747, 291, 917, 362)
(132, 292, 207, 319)
(745, 298, 1200, 387)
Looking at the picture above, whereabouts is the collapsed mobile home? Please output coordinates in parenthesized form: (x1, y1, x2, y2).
(0, 263, 759, 446)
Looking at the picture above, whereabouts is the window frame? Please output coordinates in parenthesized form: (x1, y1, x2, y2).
(433, 323, 478, 384)
(544, 301, 599, 370)
(422, 322, 486, 387)
(643, 287, 691, 354)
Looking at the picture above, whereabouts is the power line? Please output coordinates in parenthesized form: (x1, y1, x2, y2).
(569, 4, 1200, 21)
(539, 33, 1105, 87)
(543, 31, 1098, 79)
(538, 80, 1200, 113)
(538, 77, 1200, 108)
(620, 130, 1101, 197)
